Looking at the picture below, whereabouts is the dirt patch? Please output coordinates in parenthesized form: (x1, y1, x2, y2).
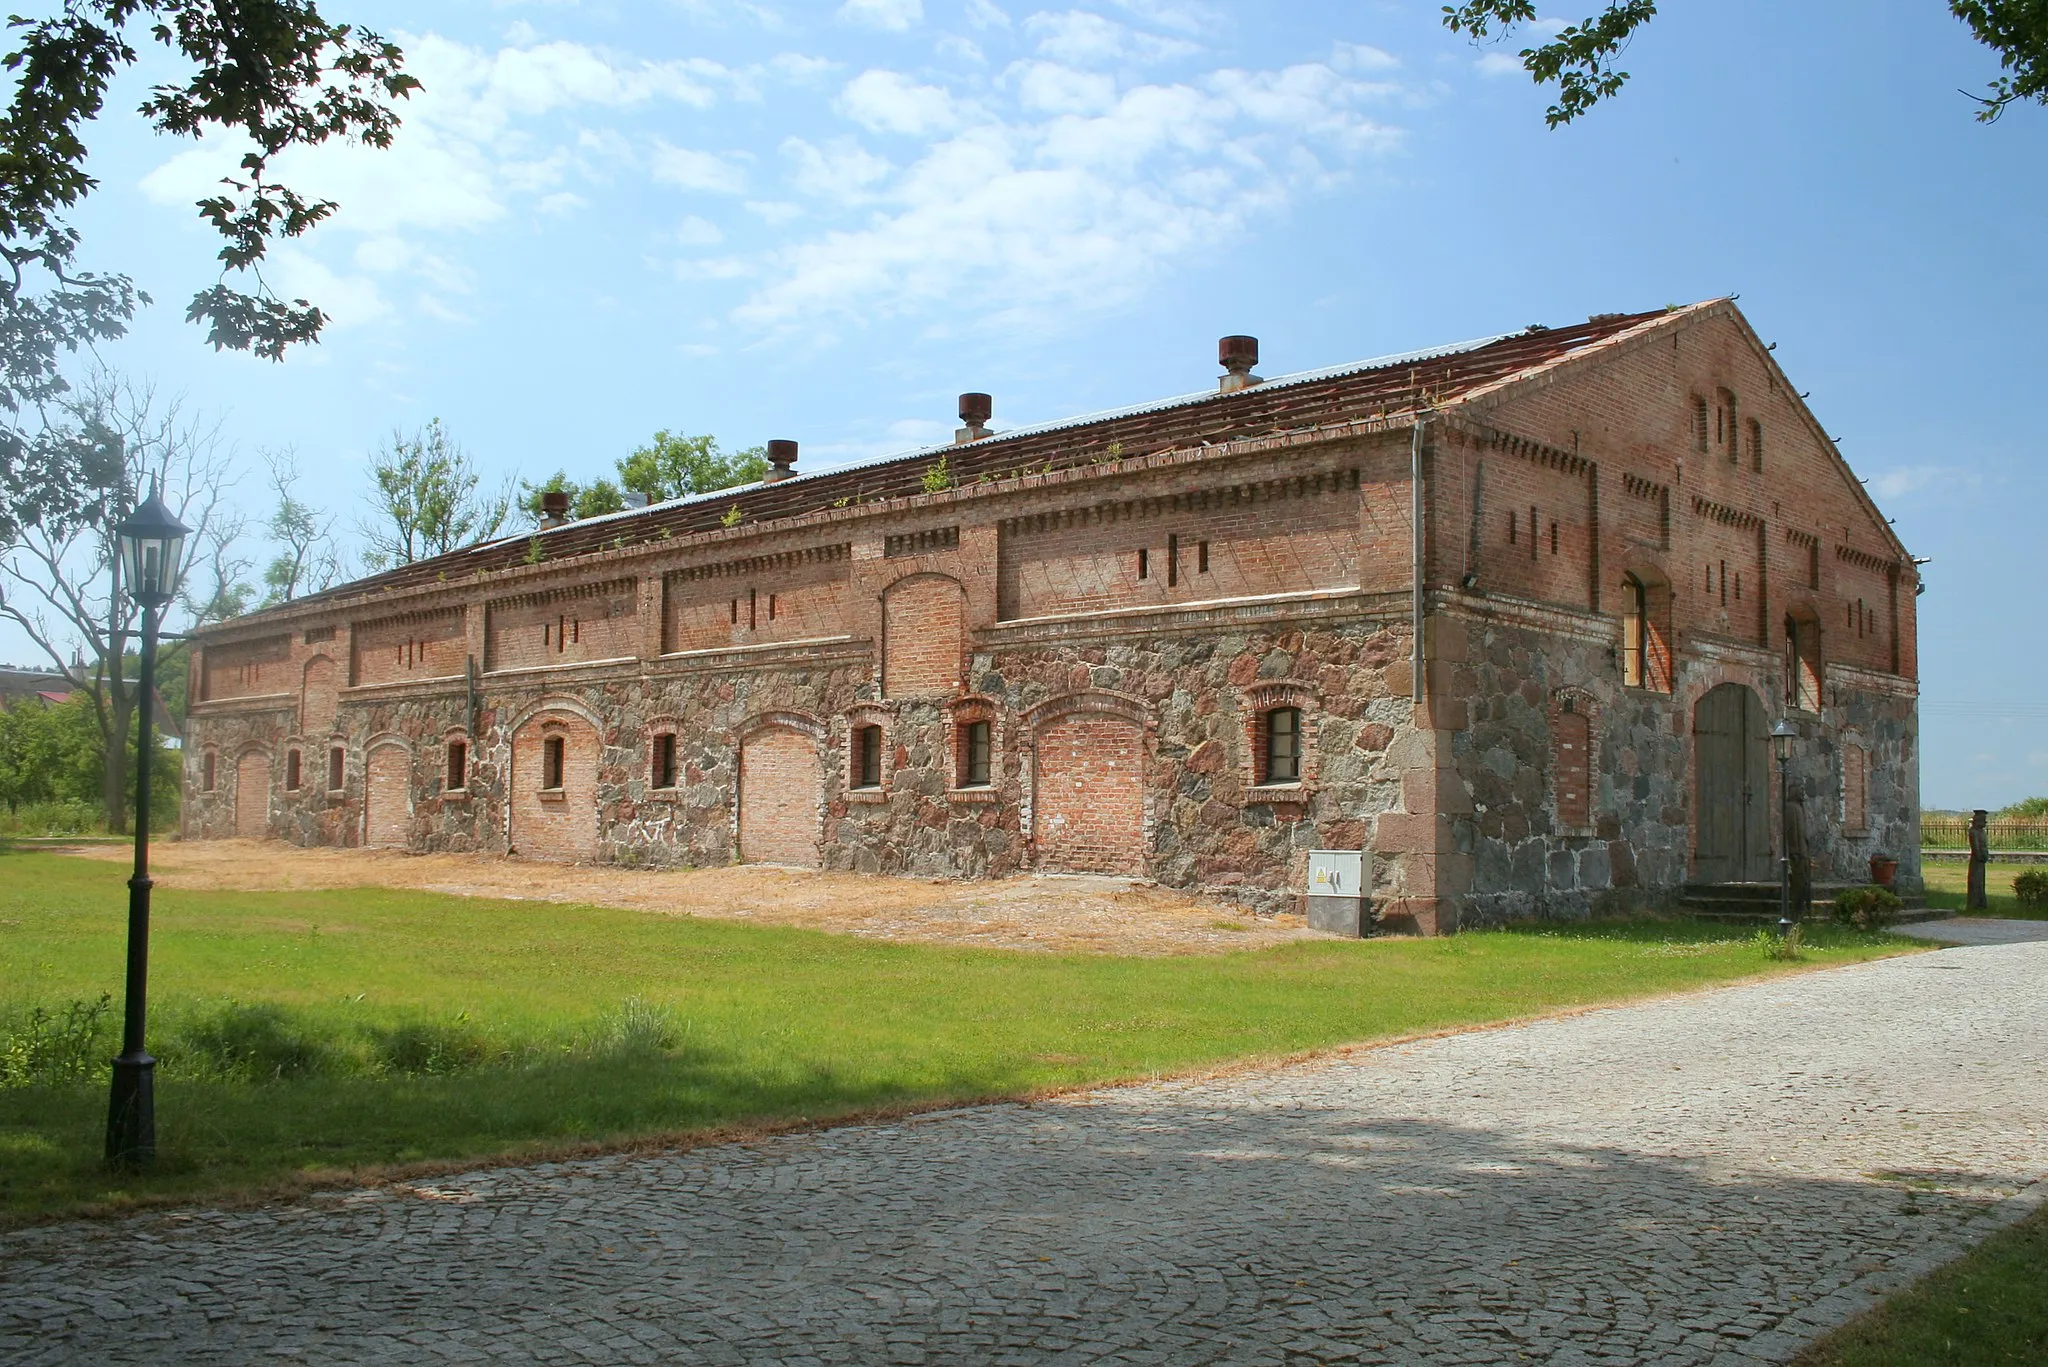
(60, 840, 1332, 956)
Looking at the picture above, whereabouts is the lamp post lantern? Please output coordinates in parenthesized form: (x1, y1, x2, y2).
(1770, 719, 1799, 941)
(105, 481, 189, 1169)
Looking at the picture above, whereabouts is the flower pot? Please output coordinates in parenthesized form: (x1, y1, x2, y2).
(1869, 856, 1898, 888)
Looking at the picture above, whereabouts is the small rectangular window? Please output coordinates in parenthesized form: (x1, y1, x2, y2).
(730, 598, 739, 625)
(543, 735, 565, 790)
(1167, 534, 1179, 587)
(1264, 707, 1302, 785)
(1198, 540, 1210, 573)
(653, 733, 677, 789)
(328, 747, 345, 792)
(203, 751, 217, 791)
(285, 750, 301, 792)
(1549, 521, 1558, 556)
(768, 593, 778, 622)
(446, 741, 467, 792)
(1136, 548, 1149, 580)
(855, 725, 883, 789)
(1529, 505, 1538, 560)
(962, 720, 992, 787)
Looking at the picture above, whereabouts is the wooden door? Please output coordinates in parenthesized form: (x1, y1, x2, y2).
(1693, 683, 1771, 881)
(233, 754, 269, 839)
(364, 746, 411, 849)
(1033, 712, 1145, 874)
(738, 729, 821, 867)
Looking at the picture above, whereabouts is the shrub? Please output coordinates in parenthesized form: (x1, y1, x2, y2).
(0, 993, 114, 1089)
(2015, 869, 2048, 911)
(591, 997, 679, 1056)
(1755, 925, 1804, 961)
(1832, 885, 1903, 932)
(174, 1002, 342, 1082)
(371, 1018, 494, 1076)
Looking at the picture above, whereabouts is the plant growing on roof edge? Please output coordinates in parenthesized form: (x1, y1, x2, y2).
(720, 505, 742, 528)
(922, 455, 954, 494)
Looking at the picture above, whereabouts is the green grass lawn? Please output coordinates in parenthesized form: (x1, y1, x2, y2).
(1920, 861, 2048, 920)
(1791, 1201, 2048, 1366)
(0, 851, 1918, 1223)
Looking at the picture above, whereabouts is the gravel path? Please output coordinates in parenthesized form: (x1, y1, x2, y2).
(1893, 916, 2048, 946)
(5, 943, 2044, 1366)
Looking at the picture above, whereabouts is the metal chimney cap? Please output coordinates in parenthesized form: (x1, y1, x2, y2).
(958, 392, 993, 425)
(766, 439, 799, 466)
(541, 490, 571, 516)
(1219, 335, 1259, 371)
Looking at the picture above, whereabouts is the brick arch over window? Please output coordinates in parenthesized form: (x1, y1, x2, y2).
(233, 746, 271, 840)
(363, 736, 412, 849)
(946, 694, 1002, 792)
(881, 573, 965, 698)
(301, 655, 338, 735)
(839, 702, 895, 797)
(736, 712, 826, 867)
(1239, 679, 1320, 791)
(1023, 690, 1152, 875)
(1549, 687, 1601, 838)
(508, 704, 601, 861)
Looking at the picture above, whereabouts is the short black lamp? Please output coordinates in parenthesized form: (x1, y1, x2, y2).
(105, 481, 189, 1169)
(1770, 719, 1799, 940)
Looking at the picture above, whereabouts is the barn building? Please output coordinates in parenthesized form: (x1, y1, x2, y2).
(180, 300, 1921, 933)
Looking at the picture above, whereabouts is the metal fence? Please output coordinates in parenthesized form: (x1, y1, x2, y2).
(1920, 817, 2048, 851)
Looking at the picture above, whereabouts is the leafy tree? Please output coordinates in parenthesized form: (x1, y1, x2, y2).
(1, 3, 418, 532)
(259, 451, 343, 605)
(517, 470, 628, 523)
(618, 432, 767, 504)
(360, 419, 511, 569)
(1443, 2, 2048, 126)
(1998, 795, 2048, 820)
(0, 373, 239, 830)
(0, 692, 175, 827)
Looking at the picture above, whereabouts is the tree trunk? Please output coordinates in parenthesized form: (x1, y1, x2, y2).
(102, 681, 132, 836)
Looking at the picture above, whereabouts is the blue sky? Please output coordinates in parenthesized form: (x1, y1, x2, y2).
(20, 0, 2046, 809)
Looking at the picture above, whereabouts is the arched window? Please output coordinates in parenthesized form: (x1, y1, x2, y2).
(1621, 574, 1649, 688)
(959, 720, 992, 787)
(1748, 417, 1764, 472)
(1691, 395, 1709, 453)
(854, 724, 884, 790)
(1717, 387, 1739, 463)
(327, 746, 345, 792)
(1262, 707, 1303, 785)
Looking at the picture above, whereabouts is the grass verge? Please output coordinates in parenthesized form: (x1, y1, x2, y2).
(0, 851, 1919, 1224)
(1790, 1197, 2048, 1365)
(1919, 861, 2048, 920)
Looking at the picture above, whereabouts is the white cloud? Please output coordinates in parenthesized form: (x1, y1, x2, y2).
(837, 69, 962, 135)
(1024, 10, 1198, 66)
(651, 143, 750, 194)
(734, 53, 1405, 331)
(673, 215, 727, 246)
(965, 0, 1012, 28)
(837, 0, 923, 31)
(1011, 60, 1118, 115)
(1333, 42, 1399, 73)
(936, 34, 987, 65)
(1872, 465, 1961, 499)
(1475, 51, 1523, 78)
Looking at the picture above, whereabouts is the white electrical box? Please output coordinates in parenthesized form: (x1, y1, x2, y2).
(1304, 849, 1366, 937)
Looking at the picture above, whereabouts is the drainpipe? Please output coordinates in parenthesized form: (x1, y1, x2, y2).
(1411, 415, 1430, 704)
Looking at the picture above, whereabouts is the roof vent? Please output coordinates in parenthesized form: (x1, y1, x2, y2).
(1218, 335, 1261, 392)
(956, 392, 992, 443)
(540, 489, 571, 529)
(764, 439, 798, 484)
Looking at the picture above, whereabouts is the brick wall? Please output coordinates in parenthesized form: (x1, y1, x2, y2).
(486, 581, 637, 672)
(881, 574, 965, 697)
(354, 609, 467, 686)
(739, 726, 822, 866)
(233, 752, 270, 838)
(1031, 711, 1145, 873)
(996, 467, 1362, 620)
(663, 548, 850, 654)
(508, 712, 600, 860)
(202, 634, 291, 702)
(300, 655, 339, 735)
(364, 744, 411, 848)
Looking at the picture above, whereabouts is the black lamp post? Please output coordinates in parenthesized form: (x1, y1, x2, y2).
(105, 481, 189, 1169)
(1770, 719, 1799, 940)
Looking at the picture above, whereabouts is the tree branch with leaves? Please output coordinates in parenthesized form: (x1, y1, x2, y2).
(360, 419, 512, 570)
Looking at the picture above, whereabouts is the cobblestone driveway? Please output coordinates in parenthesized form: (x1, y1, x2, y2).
(5, 942, 2044, 1366)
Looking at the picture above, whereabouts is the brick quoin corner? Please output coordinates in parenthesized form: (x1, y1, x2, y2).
(181, 302, 1921, 934)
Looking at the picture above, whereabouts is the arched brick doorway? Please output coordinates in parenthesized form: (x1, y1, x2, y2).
(509, 711, 600, 861)
(1693, 682, 1771, 882)
(738, 726, 822, 867)
(364, 744, 411, 849)
(233, 751, 269, 840)
(1032, 709, 1145, 874)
